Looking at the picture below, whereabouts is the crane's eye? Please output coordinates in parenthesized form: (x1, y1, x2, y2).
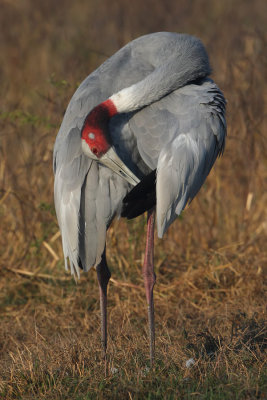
(88, 132, 95, 140)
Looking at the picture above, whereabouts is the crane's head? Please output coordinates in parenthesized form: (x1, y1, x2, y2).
(81, 100, 140, 186)
(81, 100, 116, 159)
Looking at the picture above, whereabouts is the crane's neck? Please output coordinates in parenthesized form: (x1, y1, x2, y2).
(82, 36, 211, 159)
(110, 41, 210, 113)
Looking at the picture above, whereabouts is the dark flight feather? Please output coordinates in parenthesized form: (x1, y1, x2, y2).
(121, 169, 156, 219)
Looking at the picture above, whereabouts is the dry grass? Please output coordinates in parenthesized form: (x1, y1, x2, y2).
(0, 0, 266, 398)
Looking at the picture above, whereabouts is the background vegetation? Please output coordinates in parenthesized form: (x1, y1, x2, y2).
(0, 0, 266, 398)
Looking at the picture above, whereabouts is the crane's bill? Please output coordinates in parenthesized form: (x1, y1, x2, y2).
(100, 147, 140, 186)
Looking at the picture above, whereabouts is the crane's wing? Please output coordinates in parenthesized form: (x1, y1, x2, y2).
(53, 125, 91, 276)
(53, 71, 116, 276)
(127, 78, 226, 237)
(78, 162, 129, 272)
(54, 116, 132, 275)
(54, 132, 130, 275)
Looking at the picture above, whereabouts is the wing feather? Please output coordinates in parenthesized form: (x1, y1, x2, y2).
(78, 164, 129, 271)
(127, 78, 226, 237)
(54, 129, 92, 276)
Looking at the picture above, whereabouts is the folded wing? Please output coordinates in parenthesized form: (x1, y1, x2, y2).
(128, 78, 226, 237)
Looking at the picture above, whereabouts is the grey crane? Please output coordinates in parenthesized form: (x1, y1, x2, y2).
(53, 32, 226, 365)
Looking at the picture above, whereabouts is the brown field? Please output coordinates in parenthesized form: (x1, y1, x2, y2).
(0, 0, 266, 398)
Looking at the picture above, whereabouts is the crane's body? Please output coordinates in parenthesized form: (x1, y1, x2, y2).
(53, 32, 226, 365)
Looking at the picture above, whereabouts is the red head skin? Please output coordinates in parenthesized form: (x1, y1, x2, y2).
(81, 99, 117, 158)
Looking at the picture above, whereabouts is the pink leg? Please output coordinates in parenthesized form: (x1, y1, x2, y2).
(96, 250, 111, 369)
(143, 208, 156, 365)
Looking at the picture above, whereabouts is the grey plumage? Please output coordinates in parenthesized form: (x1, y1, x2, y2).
(53, 32, 226, 277)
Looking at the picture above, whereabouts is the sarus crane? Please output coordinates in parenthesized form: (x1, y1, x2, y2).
(53, 32, 226, 365)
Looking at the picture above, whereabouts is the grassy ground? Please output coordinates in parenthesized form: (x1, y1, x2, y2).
(0, 0, 266, 398)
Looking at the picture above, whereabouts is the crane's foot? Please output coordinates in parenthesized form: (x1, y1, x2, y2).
(96, 250, 111, 375)
(143, 208, 156, 366)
